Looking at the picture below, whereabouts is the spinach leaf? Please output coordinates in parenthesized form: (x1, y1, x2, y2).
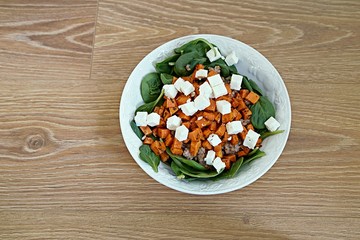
(139, 145, 160, 172)
(160, 73, 173, 84)
(172, 157, 222, 178)
(166, 148, 207, 171)
(248, 79, 263, 96)
(213, 157, 244, 181)
(136, 89, 164, 113)
(170, 161, 185, 179)
(250, 96, 275, 129)
(155, 54, 180, 74)
(174, 52, 207, 76)
(244, 149, 266, 163)
(130, 120, 143, 140)
(260, 130, 285, 140)
(241, 76, 253, 91)
(174, 38, 215, 55)
(140, 72, 162, 103)
(206, 59, 232, 77)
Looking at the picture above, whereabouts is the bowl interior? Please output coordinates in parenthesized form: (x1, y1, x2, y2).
(120, 34, 291, 195)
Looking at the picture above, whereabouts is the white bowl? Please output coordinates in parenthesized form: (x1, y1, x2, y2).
(119, 34, 291, 195)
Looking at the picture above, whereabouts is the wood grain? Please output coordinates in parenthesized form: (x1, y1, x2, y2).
(1, 0, 360, 239)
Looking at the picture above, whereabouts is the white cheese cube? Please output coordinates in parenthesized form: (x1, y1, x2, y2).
(204, 150, 216, 165)
(212, 84, 228, 98)
(175, 125, 189, 142)
(195, 69, 208, 79)
(225, 51, 239, 66)
(166, 115, 182, 130)
(213, 157, 225, 173)
(206, 47, 222, 62)
(226, 121, 244, 135)
(180, 80, 195, 96)
(163, 84, 178, 99)
(134, 111, 148, 127)
(207, 134, 222, 147)
(174, 77, 185, 92)
(230, 74, 243, 90)
(199, 82, 213, 98)
(207, 74, 223, 87)
(243, 129, 260, 149)
(179, 102, 198, 116)
(216, 100, 231, 115)
(146, 112, 160, 127)
(264, 116, 281, 132)
(194, 95, 211, 111)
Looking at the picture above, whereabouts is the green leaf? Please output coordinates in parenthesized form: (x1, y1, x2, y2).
(244, 150, 266, 163)
(136, 89, 164, 113)
(248, 79, 264, 96)
(174, 38, 214, 55)
(213, 157, 244, 181)
(160, 73, 173, 84)
(171, 157, 222, 179)
(250, 96, 276, 129)
(260, 130, 285, 140)
(130, 120, 143, 140)
(139, 145, 160, 172)
(174, 51, 207, 76)
(140, 73, 163, 103)
(206, 59, 232, 77)
(241, 76, 253, 91)
(166, 148, 207, 171)
(170, 161, 185, 179)
(155, 54, 180, 74)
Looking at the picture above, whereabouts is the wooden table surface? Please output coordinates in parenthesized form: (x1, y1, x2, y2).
(1, 0, 359, 239)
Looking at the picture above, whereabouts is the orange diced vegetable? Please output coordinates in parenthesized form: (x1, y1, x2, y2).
(172, 76, 178, 84)
(195, 118, 211, 128)
(223, 154, 237, 163)
(169, 106, 179, 115)
(165, 98, 177, 108)
(172, 139, 182, 149)
(214, 112, 221, 123)
(231, 98, 240, 108)
(157, 128, 170, 139)
(143, 137, 154, 145)
(205, 99, 216, 111)
(209, 121, 217, 131)
(230, 134, 239, 145)
(203, 128, 212, 138)
(214, 144, 222, 152)
(232, 108, 242, 121)
(245, 91, 260, 104)
(208, 69, 218, 77)
(165, 134, 173, 147)
(170, 147, 183, 155)
(217, 96, 232, 102)
(222, 132, 229, 143)
(183, 121, 191, 129)
(246, 123, 255, 131)
(140, 126, 152, 136)
(202, 140, 212, 150)
(237, 98, 247, 110)
(241, 108, 252, 119)
(256, 138, 263, 147)
(222, 158, 231, 170)
(150, 140, 166, 156)
(215, 124, 226, 137)
(240, 89, 249, 99)
(190, 141, 201, 156)
(177, 111, 191, 121)
(160, 152, 169, 162)
(215, 149, 223, 158)
(225, 83, 232, 95)
(239, 128, 248, 141)
(176, 94, 190, 105)
(163, 109, 171, 121)
(203, 111, 216, 121)
(221, 112, 233, 123)
(188, 128, 203, 142)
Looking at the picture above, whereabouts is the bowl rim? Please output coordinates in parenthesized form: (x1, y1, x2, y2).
(119, 34, 291, 195)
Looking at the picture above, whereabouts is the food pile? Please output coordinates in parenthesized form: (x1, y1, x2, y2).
(131, 38, 283, 180)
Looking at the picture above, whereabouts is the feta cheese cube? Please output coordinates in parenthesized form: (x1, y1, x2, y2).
(163, 84, 178, 99)
(207, 74, 223, 87)
(264, 116, 281, 132)
(174, 77, 185, 92)
(194, 95, 211, 111)
(175, 125, 189, 141)
(134, 111, 148, 126)
(243, 129, 260, 149)
(199, 82, 213, 98)
(225, 51, 239, 66)
(206, 47, 222, 62)
(204, 150, 216, 165)
(207, 134, 222, 147)
(216, 100, 231, 115)
(180, 80, 195, 96)
(195, 69, 208, 79)
(166, 115, 182, 130)
(179, 102, 197, 116)
(146, 112, 160, 127)
(226, 121, 244, 135)
(212, 84, 228, 98)
(230, 74, 243, 90)
(213, 157, 225, 173)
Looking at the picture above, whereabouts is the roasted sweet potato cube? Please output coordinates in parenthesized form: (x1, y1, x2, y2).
(177, 110, 191, 121)
(237, 98, 247, 111)
(165, 98, 177, 108)
(172, 76, 178, 84)
(182, 76, 193, 83)
(176, 94, 190, 105)
(203, 111, 216, 121)
(164, 134, 173, 147)
(222, 132, 229, 143)
(221, 112, 233, 123)
(239, 128, 248, 141)
(256, 138, 263, 147)
(241, 108, 252, 119)
(183, 121, 191, 129)
(160, 152, 169, 162)
(214, 144, 222, 152)
(172, 139, 183, 149)
(153, 106, 161, 115)
(157, 128, 170, 139)
(140, 126, 152, 136)
(215, 149, 223, 158)
(240, 89, 250, 99)
(143, 137, 154, 145)
(208, 69, 218, 77)
(222, 158, 231, 170)
(223, 154, 237, 163)
(163, 110, 171, 121)
(205, 99, 216, 111)
(189, 128, 203, 142)
(215, 112, 222, 123)
(232, 108, 242, 121)
(203, 128, 212, 138)
(231, 98, 240, 108)
(217, 96, 232, 102)
(170, 146, 183, 155)
(245, 91, 260, 104)
(209, 121, 217, 131)
(215, 124, 226, 137)
(237, 150, 247, 157)
(246, 123, 255, 131)
(169, 107, 179, 115)
(202, 140, 212, 150)
(190, 141, 201, 156)
(230, 134, 239, 145)
(150, 141, 166, 155)
(195, 118, 211, 128)
(225, 83, 232, 95)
